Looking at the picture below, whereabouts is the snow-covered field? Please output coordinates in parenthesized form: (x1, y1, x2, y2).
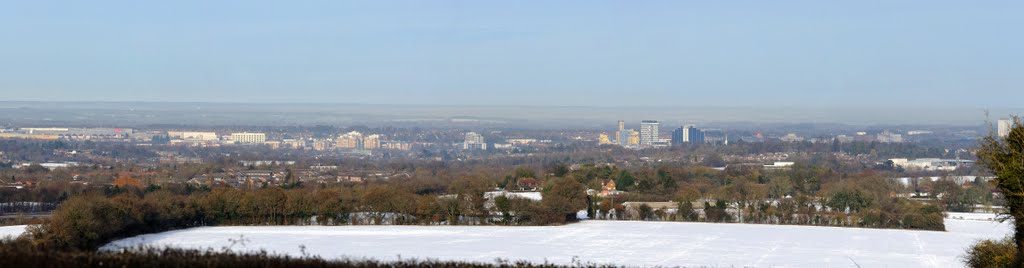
(946, 212, 1003, 222)
(102, 217, 1012, 268)
(0, 225, 27, 240)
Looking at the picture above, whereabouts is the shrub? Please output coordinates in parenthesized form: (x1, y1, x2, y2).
(964, 237, 1016, 268)
(0, 239, 615, 268)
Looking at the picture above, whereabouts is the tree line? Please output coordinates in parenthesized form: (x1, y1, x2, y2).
(27, 176, 585, 251)
(570, 162, 948, 231)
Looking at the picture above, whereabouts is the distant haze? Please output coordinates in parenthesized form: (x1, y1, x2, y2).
(1, 1, 1022, 109)
(0, 102, 1018, 128)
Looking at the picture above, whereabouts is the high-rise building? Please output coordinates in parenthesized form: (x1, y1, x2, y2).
(463, 132, 487, 150)
(680, 125, 703, 144)
(616, 120, 629, 146)
(363, 134, 381, 149)
(682, 125, 693, 143)
(998, 118, 1012, 138)
(639, 120, 659, 146)
(336, 131, 363, 149)
(671, 127, 684, 146)
(230, 132, 266, 144)
(598, 133, 613, 145)
(628, 129, 640, 146)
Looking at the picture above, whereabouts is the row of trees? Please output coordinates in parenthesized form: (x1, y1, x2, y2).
(570, 163, 949, 231)
(29, 176, 587, 250)
(595, 196, 944, 231)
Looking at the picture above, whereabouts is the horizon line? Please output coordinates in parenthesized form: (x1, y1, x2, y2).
(1, 100, 1021, 111)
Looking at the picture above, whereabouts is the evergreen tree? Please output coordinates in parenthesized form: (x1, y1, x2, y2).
(977, 116, 1024, 265)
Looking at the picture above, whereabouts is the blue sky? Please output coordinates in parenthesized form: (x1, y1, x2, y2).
(1, 1, 1021, 108)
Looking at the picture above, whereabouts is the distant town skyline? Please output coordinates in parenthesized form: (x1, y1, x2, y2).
(0, 100, 1019, 126)
(1, 1, 1022, 108)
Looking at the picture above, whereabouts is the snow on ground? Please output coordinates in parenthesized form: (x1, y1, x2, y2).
(946, 212, 1002, 222)
(483, 191, 542, 201)
(0, 225, 27, 240)
(102, 219, 1011, 268)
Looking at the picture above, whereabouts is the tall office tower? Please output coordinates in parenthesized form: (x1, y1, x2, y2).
(616, 120, 629, 146)
(671, 127, 684, 146)
(639, 120, 659, 146)
(681, 125, 693, 143)
(684, 125, 692, 143)
(336, 131, 364, 149)
(463, 132, 487, 150)
(363, 134, 381, 149)
(681, 125, 704, 144)
(998, 118, 1012, 138)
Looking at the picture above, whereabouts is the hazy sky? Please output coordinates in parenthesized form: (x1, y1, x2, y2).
(1, 1, 1021, 108)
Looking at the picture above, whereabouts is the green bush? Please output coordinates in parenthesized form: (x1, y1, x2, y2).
(964, 237, 1016, 268)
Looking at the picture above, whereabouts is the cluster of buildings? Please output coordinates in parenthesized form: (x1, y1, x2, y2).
(829, 131, 902, 143)
(168, 131, 268, 145)
(0, 127, 134, 141)
(0, 127, 418, 152)
(458, 132, 551, 151)
(463, 132, 487, 150)
(336, 131, 413, 151)
(168, 130, 411, 151)
(756, 130, 907, 144)
(168, 131, 219, 141)
(296, 132, 411, 151)
(598, 120, 665, 148)
(876, 130, 904, 143)
(336, 131, 381, 149)
(0, 125, 547, 154)
(672, 126, 726, 145)
(597, 120, 636, 147)
(182, 162, 418, 189)
(889, 158, 974, 172)
(598, 120, 725, 148)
